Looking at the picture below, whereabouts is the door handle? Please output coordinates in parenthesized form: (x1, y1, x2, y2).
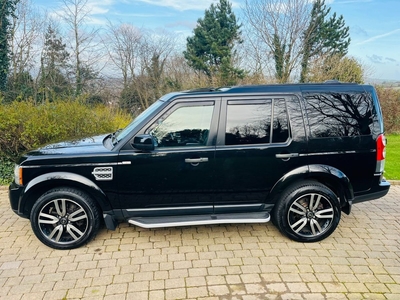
(276, 153, 299, 159)
(185, 157, 209, 164)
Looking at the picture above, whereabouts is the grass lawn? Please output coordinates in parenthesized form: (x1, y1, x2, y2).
(385, 134, 400, 180)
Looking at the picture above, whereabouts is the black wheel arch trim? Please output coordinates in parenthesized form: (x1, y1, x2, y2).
(19, 172, 112, 216)
(269, 164, 354, 213)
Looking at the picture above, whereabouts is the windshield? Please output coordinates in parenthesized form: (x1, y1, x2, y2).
(115, 100, 164, 143)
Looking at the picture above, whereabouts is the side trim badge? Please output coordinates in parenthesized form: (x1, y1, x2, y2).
(92, 167, 113, 181)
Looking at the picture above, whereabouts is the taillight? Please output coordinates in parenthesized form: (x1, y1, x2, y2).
(376, 134, 386, 173)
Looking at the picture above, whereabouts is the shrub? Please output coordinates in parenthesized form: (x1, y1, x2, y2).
(0, 100, 131, 161)
(0, 158, 14, 185)
(376, 86, 400, 134)
(305, 55, 364, 84)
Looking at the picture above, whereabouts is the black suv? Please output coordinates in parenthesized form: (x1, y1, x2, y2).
(9, 82, 390, 249)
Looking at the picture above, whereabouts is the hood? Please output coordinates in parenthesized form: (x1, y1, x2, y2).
(26, 134, 109, 157)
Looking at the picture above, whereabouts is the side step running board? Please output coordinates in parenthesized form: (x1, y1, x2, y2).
(128, 212, 270, 229)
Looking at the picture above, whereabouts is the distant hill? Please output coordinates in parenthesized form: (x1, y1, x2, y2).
(365, 78, 400, 87)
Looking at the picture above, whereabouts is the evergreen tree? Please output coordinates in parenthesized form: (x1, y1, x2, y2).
(0, 0, 18, 91)
(300, 0, 350, 82)
(38, 25, 71, 101)
(5, 71, 34, 102)
(183, 0, 244, 85)
(272, 34, 286, 82)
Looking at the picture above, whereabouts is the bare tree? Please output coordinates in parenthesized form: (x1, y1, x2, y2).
(6, 0, 46, 100)
(105, 22, 142, 88)
(10, 0, 44, 78)
(58, 0, 103, 96)
(164, 55, 211, 90)
(127, 30, 177, 110)
(106, 27, 178, 112)
(243, 0, 311, 83)
(141, 30, 177, 98)
(236, 26, 276, 83)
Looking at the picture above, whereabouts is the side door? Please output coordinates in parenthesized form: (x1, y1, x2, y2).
(117, 99, 220, 218)
(213, 95, 308, 213)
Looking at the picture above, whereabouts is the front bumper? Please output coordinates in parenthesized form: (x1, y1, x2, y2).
(9, 182, 28, 218)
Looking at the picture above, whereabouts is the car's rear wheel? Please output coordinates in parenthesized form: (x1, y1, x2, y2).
(272, 181, 341, 242)
(30, 188, 100, 249)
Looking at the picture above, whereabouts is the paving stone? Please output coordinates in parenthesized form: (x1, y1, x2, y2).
(306, 282, 326, 293)
(186, 276, 207, 287)
(323, 282, 348, 293)
(286, 282, 310, 293)
(344, 282, 369, 293)
(165, 288, 186, 300)
(20, 291, 45, 300)
(365, 283, 390, 293)
(165, 278, 184, 289)
(386, 293, 400, 300)
(208, 284, 230, 296)
(105, 283, 128, 295)
(53, 279, 77, 290)
(1, 186, 400, 299)
(206, 275, 226, 285)
(187, 286, 208, 298)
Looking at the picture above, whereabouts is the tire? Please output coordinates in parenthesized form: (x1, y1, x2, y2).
(30, 187, 101, 250)
(272, 181, 341, 242)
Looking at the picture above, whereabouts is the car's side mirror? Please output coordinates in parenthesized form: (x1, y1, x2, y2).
(133, 134, 155, 151)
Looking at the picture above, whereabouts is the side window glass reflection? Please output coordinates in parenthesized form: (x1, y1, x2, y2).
(225, 99, 289, 145)
(305, 92, 377, 137)
(147, 105, 214, 147)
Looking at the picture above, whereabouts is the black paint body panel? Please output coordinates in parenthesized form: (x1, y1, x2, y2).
(9, 83, 390, 225)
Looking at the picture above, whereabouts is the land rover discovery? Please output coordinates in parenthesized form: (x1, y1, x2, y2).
(9, 82, 390, 249)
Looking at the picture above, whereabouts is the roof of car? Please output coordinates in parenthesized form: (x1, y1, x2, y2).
(160, 81, 367, 101)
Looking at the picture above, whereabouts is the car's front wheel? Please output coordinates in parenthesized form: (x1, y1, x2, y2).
(30, 188, 101, 249)
(272, 181, 341, 242)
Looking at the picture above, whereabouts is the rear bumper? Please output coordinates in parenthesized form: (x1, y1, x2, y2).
(353, 179, 390, 204)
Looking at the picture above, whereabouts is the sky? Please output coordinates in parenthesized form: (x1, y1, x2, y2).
(34, 0, 400, 82)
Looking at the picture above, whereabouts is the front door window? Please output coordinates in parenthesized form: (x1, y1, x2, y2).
(147, 104, 214, 147)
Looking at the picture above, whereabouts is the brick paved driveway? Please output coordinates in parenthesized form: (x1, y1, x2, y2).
(0, 185, 399, 300)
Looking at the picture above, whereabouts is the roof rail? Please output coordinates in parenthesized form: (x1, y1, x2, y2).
(324, 80, 341, 84)
(186, 87, 217, 93)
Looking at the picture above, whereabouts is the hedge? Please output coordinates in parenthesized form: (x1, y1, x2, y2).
(0, 100, 131, 161)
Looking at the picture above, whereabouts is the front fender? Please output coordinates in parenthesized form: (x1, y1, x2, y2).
(268, 164, 354, 207)
(19, 172, 112, 215)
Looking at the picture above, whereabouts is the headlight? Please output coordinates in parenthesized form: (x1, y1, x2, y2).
(14, 165, 23, 185)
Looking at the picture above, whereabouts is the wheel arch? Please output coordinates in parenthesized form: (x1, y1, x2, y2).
(269, 164, 354, 214)
(19, 172, 111, 217)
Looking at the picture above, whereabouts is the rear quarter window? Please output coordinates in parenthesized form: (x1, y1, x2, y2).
(304, 91, 380, 138)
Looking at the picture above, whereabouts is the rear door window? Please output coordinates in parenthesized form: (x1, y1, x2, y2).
(225, 99, 289, 145)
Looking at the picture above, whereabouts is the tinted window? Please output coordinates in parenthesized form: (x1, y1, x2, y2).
(116, 100, 164, 142)
(225, 99, 289, 145)
(305, 92, 376, 137)
(272, 99, 290, 143)
(147, 104, 214, 147)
